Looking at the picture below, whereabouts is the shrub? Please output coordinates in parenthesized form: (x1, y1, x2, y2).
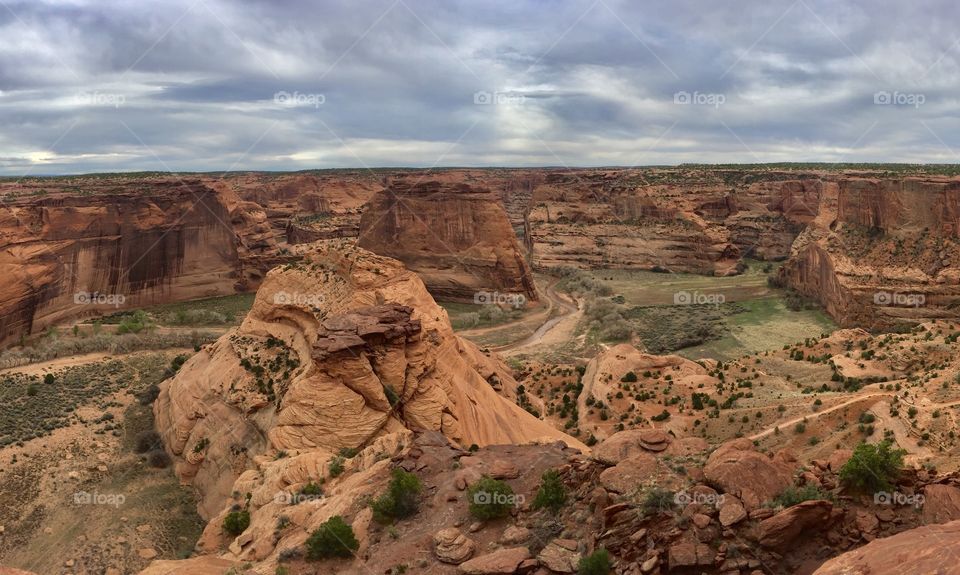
(773, 484, 833, 508)
(371, 468, 422, 524)
(44, 373, 56, 385)
(329, 456, 345, 478)
(468, 476, 515, 520)
(146, 449, 172, 468)
(840, 440, 905, 492)
(305, 515, 359, 560)
(578, 548, 611, 575)
(642, 487, 675, 514)
(135, 430, 163, 453)
(532, 469, 567, 512)
(620, 371, 638, 383)
(223, 510, 250, 536)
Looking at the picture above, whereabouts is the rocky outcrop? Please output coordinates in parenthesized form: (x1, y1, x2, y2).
(813, 520, 960, 575)
(757, 500, 833, 549)
(358, 177, 538, 303)
(779, 176, 960, 328)
(153, 240, 581, 517)
(458, 547, 530, 575)
(703, 439, 796, 509)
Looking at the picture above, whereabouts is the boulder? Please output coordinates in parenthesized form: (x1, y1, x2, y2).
(593, 429, 673, 465)
(718, 497, 747, 527)
(537, 539, 580, 573)
(922, 484, 960, 525)
(813, 520, 960, 575)
(459, 547, 531, 575)
(500, 525, 532, 545)
(703, 439, 794, 509)
(758, 500, 833, 550)
(434, 528, 477, 564)
(668, 541, 715, 568)
(598, 452, 677, 494)
(137, 557, 240, 575)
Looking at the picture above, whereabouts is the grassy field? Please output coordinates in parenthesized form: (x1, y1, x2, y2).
(569, 261, 837, 360)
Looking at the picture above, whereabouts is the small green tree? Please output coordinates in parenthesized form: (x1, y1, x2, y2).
(305, 515, 359, 560)
(468, 476, 515, 520)
(223, 509, 250, 535)
(371, 468, 422, 524)
(578, 548, 611, 575)
(839, 440, 906, 492)
(532, 469, 567, 513)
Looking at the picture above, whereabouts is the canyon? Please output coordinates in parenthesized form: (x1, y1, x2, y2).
(2, 166, 960, 574)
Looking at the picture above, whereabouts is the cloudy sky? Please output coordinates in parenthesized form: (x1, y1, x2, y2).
(1, 0, 958, 175)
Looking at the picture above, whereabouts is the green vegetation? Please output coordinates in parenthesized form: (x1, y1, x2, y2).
(578, 548, 612, 575)
(467, 476, 516, 520)
(532, 469, 567, 512)
(773, 484, 833, 508)
(0, 352, 183, 447)
(223, 509, 250, 536)
(839, 440, 906, 492)
(305, 516, 359, 560)
(642, 487, 675, 514)
(371, 468, 422, 524)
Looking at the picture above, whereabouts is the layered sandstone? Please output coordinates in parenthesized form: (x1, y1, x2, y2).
(153, 240, 581, 518)
(358, 177, 538, 302)
(779, 176, 960, 328)
(0, 180, 275, 347)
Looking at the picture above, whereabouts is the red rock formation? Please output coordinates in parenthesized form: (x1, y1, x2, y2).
(0, 181, 267, 346)
(813, 520, 960, 574)
(357, 177, 538, 302)
(779, 176, 960, 328)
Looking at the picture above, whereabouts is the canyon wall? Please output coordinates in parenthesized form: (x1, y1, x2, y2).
(779, 177, 960, 328)
(0, 180, 274, 347)
(357, 176, 539, 302)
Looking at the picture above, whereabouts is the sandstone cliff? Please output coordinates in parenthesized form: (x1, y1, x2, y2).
(779, 176, 960, 328)
(357, 177, 538, 302)
(0, 180, 275, 347)
(153, 240, 581, 519)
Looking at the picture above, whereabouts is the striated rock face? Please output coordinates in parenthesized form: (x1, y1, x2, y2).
(813, 520, 960, 575)
(0, 179, 284, 346)
(153, 240, 581, 518)
(779, 176, 960, 328)
(358, 177, 538, 303)
(757, 500, 833, 549)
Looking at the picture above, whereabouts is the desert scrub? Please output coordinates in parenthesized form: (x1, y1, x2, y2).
(532, 469, 567, 513)
(305, 515, 359, 560)
(467, 476, 516, 520)
(371, 468, 422, 524)
(223, 509, 251, 536)
(578, 548, 611, 575)
(840, 440, 906, 492)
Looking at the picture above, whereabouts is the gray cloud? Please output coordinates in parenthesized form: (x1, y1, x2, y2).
(0, 0, 959, 174)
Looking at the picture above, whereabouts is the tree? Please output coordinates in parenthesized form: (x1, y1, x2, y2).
(305, 516, 359, 560)
(839, 440, 906, 492)
(532, 469, 567, 512)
